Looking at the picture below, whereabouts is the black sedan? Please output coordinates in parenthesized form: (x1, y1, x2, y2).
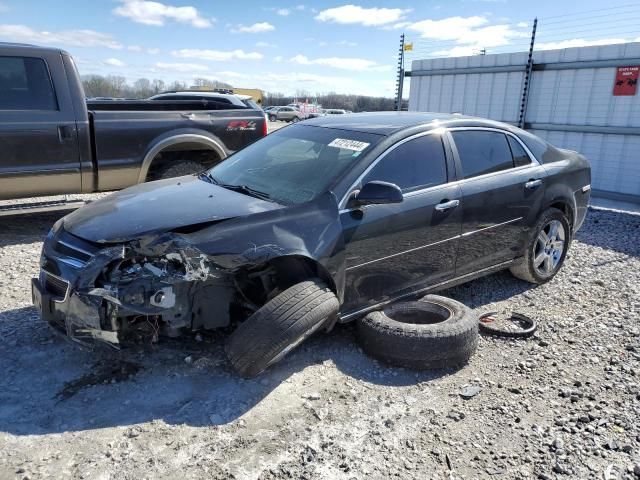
(33, 112, 591, 376)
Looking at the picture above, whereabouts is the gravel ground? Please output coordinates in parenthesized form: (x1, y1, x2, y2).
(0, 206, 639, 480)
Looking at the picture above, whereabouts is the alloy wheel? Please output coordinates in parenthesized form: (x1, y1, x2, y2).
(533, 219, 566, 277)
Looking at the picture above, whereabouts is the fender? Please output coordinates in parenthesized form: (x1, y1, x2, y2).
(137, 129, 228, 183)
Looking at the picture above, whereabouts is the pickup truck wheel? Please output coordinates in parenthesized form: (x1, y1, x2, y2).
(225, 278, 339, 378)
(356, 295, 478, 370)
(156, 160, 205, 180)
(509, 208, 571, 284)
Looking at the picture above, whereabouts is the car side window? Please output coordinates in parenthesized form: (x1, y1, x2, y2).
(362, 134, 447, 193)
(451, 131, 514, 179)
(0, 56, 58, 111)
(507, 135, 532, 167)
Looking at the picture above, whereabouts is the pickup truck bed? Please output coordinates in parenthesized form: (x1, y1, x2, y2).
(0, 43, 266, 201)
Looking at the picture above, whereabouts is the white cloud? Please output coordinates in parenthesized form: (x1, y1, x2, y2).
(315, 5, 409, 27)
(173, 48, 263, 61)
(231, 22, 275, 33)
(276, 8, 290, 16)
(337, 40, 357, 47)
(318, 41, 328, 47)
(0, 24, 122, 49)
(516, 21, 528, 28)
(113, 0, 213, 28)
(290, 54, 391, 71)
(147, 48, 161, 54)
(295, 4, 305, 10)
(274, 55, 284, 62)
(255, 41, 276, 48)
(127, 45, 143, 52)
(155, 62, 209, 72)
(104, 58, 126, 67)
(215, 70, 249, 79)
(405, 15, 529, 56)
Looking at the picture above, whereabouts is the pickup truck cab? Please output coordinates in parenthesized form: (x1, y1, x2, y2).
(0, 43, 267, 201)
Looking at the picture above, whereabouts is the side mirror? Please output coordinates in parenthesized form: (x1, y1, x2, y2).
(353, 181, 403, 207)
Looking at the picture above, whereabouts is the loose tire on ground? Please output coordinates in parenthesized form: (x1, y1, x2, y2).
(226, 278, 339, 378)
(156, 160, 205, 180)
(356, 295, 478, 370)
(509, 207, 571, 284)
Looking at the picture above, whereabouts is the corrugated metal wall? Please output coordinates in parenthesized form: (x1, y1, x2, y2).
(408, 42, 640, 200)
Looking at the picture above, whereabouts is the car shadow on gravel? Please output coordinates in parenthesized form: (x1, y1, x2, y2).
(0, 212, 65, 247)
(576, 208, 640, 257)
(0, 306, 457, 437)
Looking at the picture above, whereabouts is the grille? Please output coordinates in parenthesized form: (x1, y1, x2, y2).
(52, 229, 99, 268)
(41, 271, 70, 300)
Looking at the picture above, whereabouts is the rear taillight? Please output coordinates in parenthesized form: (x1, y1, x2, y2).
(263, 114, 268, 136)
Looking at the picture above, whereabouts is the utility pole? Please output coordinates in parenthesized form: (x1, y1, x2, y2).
(518, 18, 537, 129)
(395, 33, 405, 111)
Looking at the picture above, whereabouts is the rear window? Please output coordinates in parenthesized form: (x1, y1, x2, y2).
(507, 136, 532, 167)
(0, 56, 58, 110)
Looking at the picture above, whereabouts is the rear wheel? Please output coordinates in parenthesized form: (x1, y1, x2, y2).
(509, 208, 571, 284)
(225, 278, 339, 377)
(156, 160, 204, 180)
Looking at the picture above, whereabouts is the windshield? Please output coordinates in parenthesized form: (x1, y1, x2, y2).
(207, 125, 382, 205)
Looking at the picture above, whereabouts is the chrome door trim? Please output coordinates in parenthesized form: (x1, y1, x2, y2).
(345, 234, 460, 272)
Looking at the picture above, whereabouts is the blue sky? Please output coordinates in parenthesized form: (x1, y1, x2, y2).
(1, 0, 638, 96)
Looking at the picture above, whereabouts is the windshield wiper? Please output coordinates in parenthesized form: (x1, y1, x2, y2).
(199, 171, 220, 184)
(217, 183, 272, 201)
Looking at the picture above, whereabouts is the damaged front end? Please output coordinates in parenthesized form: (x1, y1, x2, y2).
(33, 226, 236, 348)
(32, 192, 345, 349)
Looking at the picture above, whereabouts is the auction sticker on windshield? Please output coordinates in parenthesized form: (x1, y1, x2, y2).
(328, 138, 370, 152)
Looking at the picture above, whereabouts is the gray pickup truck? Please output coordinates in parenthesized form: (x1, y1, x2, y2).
(0, 43, 267, 209)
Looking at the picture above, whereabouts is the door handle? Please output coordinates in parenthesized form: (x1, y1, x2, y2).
(57, 125, 74, 143)
(435, 199, 460, 212)
(525, 179, 543, 190)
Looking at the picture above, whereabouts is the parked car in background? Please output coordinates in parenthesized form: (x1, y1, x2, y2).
(264, 106, 283, 121)
(0, 44, 267, 210)
(276, 106, 305, 122)
(33, 112, 590, 376)
(149, 90, 261, 110)
(325, 109, 348, 115)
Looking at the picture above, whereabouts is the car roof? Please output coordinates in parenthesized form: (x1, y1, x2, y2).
(0, 42, 69, 55)
(301, 111, 517, 135)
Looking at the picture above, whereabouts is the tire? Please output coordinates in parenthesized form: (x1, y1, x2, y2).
(225, 279, 339, 378)
(156, 160, 204, 180)
(509, 207, 571, 284)
(269, 114, 277, 122)
(356, 295, 478, 370)
(291, 116, 300, 123)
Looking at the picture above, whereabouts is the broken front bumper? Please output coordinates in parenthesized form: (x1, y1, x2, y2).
(32, 271, 120, 348)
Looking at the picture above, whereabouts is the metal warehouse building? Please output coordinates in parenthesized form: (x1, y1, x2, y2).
(408, 42, 640, 203)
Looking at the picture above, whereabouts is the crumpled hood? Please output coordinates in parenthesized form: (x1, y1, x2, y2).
(63, 175, 282, 243)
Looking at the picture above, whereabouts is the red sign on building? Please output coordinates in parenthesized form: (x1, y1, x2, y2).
(613, 66, 639, 96)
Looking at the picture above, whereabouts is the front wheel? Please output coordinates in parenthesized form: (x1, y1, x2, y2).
(225, 279, 339, 377)
(269, 114, 277, 122)
(509, 207, 571, 284)
(291, 116, 300, 123)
